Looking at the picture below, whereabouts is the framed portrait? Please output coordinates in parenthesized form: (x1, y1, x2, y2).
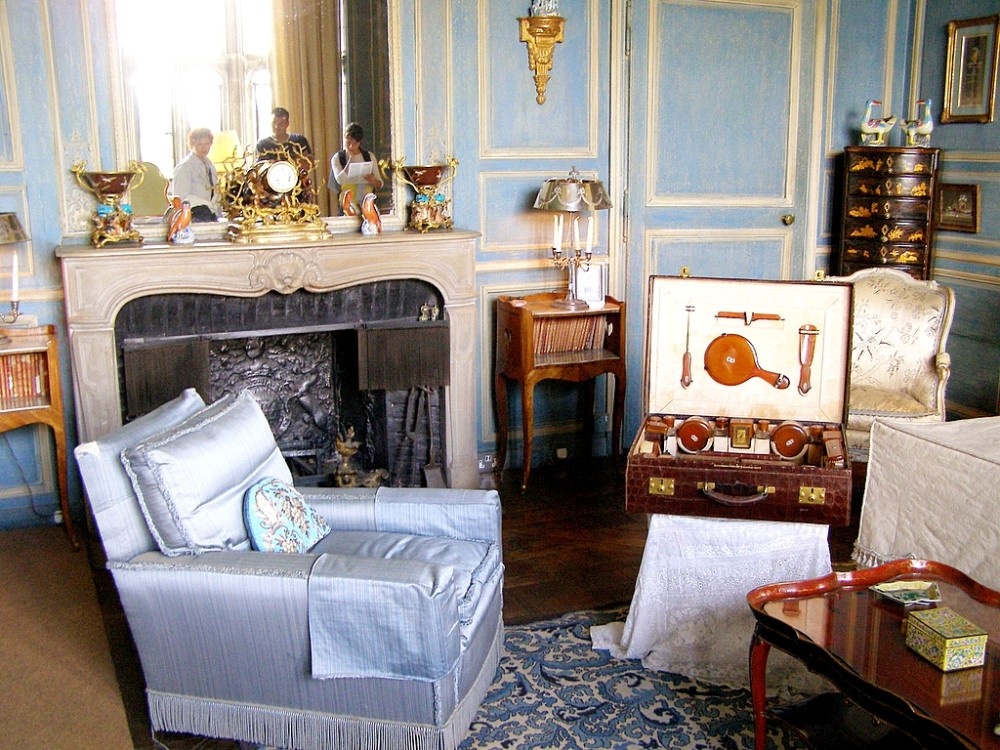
(935, 183, 980, 233)
(573, 261, 608, 308)
(941, 14, 1000, 123)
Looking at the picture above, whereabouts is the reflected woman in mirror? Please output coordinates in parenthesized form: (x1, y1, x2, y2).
(330, 122, 384, 216)
(170, 127, 220, 222)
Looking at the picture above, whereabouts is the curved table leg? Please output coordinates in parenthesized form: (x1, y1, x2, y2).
(611, 372, 625, 460)
(494, 374, 509, 476)
(520, 378, 536, 491)
(749, 629, 772, 750)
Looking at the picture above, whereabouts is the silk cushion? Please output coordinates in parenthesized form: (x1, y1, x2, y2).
(121, 390, 292, 556)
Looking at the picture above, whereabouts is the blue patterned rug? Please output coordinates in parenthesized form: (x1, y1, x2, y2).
(460, 608, 807, 750)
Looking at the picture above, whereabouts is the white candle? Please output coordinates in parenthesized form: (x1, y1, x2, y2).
(586, 215, 595, 254)
(11, 252, 17, 302)
(552, 215, 559, 250)
(573, 215, 581, 253)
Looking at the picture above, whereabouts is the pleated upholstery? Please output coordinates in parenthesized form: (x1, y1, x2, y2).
(111, 555, 503, 746)
(307, 532, 502, 680)
(75, 388, 206, 562)
(77, 390, 506, 750)
(122, 391, 292, 556)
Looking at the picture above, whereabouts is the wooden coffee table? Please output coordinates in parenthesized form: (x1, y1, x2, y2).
(747, 560, 1000, 749)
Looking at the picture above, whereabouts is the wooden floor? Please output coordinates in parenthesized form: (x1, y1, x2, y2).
(84, 455, 862, 748)
(496, 456, 861, 624)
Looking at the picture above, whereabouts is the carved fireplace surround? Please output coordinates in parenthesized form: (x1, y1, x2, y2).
(57, 230, 480, 489)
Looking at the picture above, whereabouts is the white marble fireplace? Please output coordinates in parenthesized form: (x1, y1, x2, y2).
(57, 230, 480, 489)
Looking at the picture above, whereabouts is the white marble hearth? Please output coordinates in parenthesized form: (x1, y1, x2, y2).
(57, 230, 480, 489)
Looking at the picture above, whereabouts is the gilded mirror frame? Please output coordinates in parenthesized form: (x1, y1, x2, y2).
(104, 0, 407, 239)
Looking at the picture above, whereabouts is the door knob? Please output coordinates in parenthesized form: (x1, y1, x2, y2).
(781, 214, 795, 225)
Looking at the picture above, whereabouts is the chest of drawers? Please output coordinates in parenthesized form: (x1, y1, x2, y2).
(839, 146, 940, 279)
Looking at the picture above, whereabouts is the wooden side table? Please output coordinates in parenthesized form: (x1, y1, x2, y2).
(748, 560, 1000, 750)
(494, 293, 625, 490)
(0, 325, 77, 548)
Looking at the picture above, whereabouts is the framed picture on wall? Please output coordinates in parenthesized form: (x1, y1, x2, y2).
(935, 183, 981, 233)
(941, 14, 1000, 123)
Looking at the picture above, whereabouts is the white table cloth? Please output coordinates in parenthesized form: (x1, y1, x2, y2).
(854, 417, 1000, 590)
(591, 513, 832, 694)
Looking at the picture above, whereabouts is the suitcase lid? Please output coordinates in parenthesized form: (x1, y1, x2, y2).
(643, 275, 852, 424)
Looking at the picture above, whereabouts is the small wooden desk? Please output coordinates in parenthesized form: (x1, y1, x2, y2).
(748, 560, 1000, 749)
(494, 293, 625, 490)
(0, 325, 76, 548)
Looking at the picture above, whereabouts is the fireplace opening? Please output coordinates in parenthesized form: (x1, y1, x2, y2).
(114, 281, 450, 487)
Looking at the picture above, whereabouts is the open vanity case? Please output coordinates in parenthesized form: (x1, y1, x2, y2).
(625, 275, 853, 526)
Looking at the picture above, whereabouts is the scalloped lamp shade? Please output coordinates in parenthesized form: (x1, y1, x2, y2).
(534, 176, 612, 212)
(207, 130, 244, 167)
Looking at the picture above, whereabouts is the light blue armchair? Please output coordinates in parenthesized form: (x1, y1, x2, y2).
(75, 388, 504, 750)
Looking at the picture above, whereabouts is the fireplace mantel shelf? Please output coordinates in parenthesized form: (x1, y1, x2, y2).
(58, 230, 481, 489)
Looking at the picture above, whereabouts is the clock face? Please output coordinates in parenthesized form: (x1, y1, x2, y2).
(264, 160, 299, 193)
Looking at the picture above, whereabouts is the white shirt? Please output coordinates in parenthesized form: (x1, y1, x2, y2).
(171, 152, 219, 214)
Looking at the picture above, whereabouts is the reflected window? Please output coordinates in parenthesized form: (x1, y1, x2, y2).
(115, 0, 273, 176)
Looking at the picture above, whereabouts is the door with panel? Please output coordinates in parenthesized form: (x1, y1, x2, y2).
(620, 0, 822, 438)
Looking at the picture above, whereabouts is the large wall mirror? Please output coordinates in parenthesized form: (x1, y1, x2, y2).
(107, 0, 405, 234)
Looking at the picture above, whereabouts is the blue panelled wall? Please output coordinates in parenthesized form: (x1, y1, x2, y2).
(1, 0, 997, 531)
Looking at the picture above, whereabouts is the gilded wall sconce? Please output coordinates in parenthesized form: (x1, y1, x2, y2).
(518, 4, 565, 105)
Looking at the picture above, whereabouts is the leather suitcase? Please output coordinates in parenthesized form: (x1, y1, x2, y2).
(625, 274, 853, 526)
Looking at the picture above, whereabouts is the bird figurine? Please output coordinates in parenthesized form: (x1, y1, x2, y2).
(360, 193, 381, 235)
(902, 98, 934, 147)
(860, 99, 897, 146)
(166, 197, 195, 244)
(340, 188, 358, 217)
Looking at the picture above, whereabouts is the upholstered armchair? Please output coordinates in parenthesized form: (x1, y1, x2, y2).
(831, 268, 955, 462)
(75, 389, 503, 750)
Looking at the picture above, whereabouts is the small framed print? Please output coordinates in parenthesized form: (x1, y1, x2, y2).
(941, 15, 1000, 123)
(573, 261, 607, 308)
(936, 183, 981, 233)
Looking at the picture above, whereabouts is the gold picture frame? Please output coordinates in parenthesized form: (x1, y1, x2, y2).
(935, 183, 980, 233)
(941, 14, 1000, 123)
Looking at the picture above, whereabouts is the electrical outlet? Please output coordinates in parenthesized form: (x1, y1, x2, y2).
(477, 453, 496, 472)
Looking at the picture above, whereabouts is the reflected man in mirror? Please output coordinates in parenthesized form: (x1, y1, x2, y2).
(256, 107, 314, 201)
(170, 128, 220, 222)
(330, 122, 384, 216)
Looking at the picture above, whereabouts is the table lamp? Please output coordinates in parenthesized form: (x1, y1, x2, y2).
(534, 167, 612, 309)
(0, 212, 26, 338)
(207, 130, 244, 170)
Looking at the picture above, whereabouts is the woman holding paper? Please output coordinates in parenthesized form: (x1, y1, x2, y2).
(330, 122, 384, 215)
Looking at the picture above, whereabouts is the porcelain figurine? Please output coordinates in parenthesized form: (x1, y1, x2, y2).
(530, 0, 559, 15)
(166, 197, 195, 244)
(860, 99, 897, 146)
(360, 193, 381, 235)
(902, 98, 934, 147)
(340, 187, 358, 217)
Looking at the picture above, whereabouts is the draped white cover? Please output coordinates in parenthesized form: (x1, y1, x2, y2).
(591, 514, 832, 695)
(854, 417, 1000, 591)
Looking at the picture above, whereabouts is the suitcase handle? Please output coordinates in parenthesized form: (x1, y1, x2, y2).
(700, 482, 770, 506)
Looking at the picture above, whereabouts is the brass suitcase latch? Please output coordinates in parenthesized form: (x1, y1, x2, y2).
(648, 477, 675, 496)
(798, 486, 826, 505)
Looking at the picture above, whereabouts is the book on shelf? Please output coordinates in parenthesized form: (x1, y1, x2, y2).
(0, 350, 50, 410)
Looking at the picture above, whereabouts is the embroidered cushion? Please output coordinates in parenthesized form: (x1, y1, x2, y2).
(121, 390, 292, 556)
(244, 477, 331, 553)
